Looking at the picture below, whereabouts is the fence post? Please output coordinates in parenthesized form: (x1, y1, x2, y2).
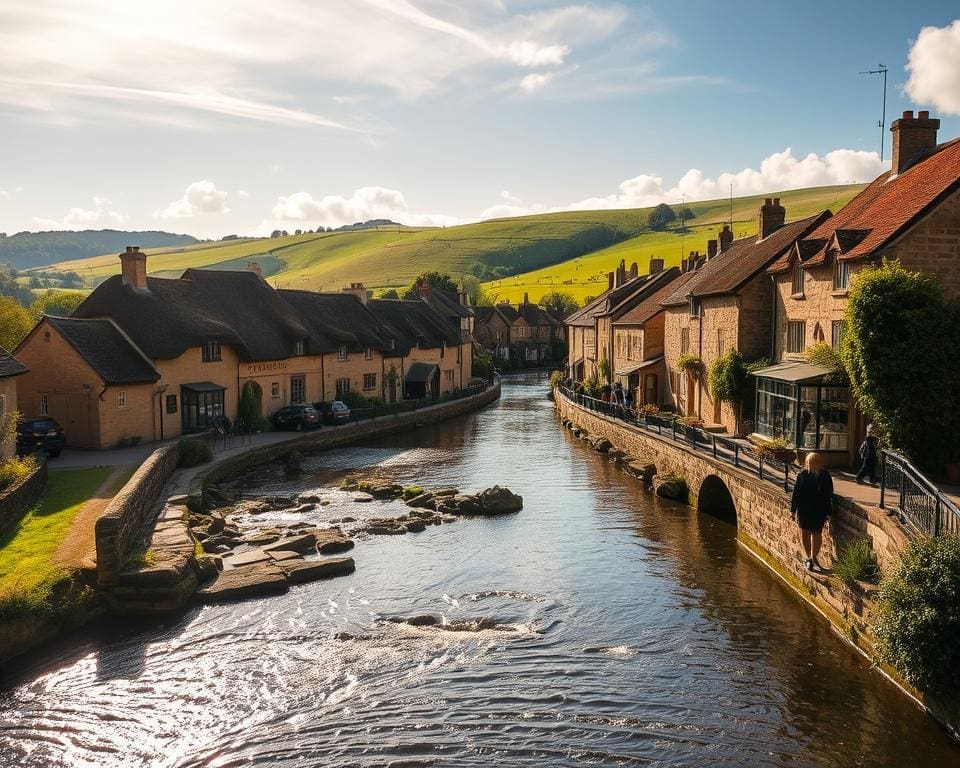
(879, 451, 886, 509)
(935, 497, 942, 537)
(759, 455, 764, 481)
(783, 461, 789, 492)
(712, 436, 718, 460)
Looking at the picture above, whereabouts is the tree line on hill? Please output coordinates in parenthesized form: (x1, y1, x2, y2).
(0, 229, 198, 270)
(269, 219, 401, 238)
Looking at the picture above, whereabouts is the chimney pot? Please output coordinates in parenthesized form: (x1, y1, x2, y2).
(719, 224, 733, 253)
(918, 110, 930, 119)
(119, 246, 147, 289)
(903, 110, 913, 119)
(342, 282, 368, 304)
(759, 197, 786, 239)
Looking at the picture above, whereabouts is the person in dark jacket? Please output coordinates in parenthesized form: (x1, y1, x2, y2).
(791, 452, 833, 572)
(856, 424, 879, 485)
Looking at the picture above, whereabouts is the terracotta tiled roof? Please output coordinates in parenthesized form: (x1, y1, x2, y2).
(565, 272, 669, 327)
(0, 345, 27, 378)
(663, 212, 831, 303)
(615, 269, 691, 324)
(770, 137, 960, 273)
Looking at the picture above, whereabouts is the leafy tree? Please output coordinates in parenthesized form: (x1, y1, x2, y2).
(708, 350, 767, 434)
(840, 260, 960, 474)
(804, 342, 848, 385)
(378, 289, 400, 300)
(0, 296, 32, 350)
(647, 203, 677, 231)
(462, 276, 495, 306)
(402, 271, 458, 300)
(680, 207, 695, 221)
(540, 290, 580, 321)
(29, 289, 86, 321)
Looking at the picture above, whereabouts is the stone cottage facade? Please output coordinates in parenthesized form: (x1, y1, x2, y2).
(0, 346, 27, 458)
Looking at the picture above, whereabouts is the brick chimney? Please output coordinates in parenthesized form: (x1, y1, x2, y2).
(523, 292, 529, 306)
(758, 197, 785, 239)
(719, 224, 733, 253)
(607, 271, 615, 290)
(342, 282, 369, 304)
(629, 262, 638, 280)
(120, 246, 147, 290)
(649, 257, 664, 275)
(891, 110, 940, 175)
(246, 261, 263, 279)
(706, 239, 718, 260)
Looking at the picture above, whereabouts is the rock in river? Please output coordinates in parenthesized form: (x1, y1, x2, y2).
(195, 562, 289, 603)
(477, 485, 524, 514)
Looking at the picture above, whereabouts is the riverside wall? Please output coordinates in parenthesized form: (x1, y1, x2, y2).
(0, 458, 47, 538)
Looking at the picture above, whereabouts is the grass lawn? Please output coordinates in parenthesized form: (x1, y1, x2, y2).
(0, 467, 113, 618)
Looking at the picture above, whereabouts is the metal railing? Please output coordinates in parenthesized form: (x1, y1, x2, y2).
(556, 384, 795, 494)
(342, 377, 497, 425)
(879, 449, 960, 537)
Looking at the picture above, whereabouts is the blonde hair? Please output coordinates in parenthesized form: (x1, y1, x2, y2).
(804, 452, 823, 472)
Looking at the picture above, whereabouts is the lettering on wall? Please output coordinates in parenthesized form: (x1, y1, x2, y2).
(247, 361, 288, 375)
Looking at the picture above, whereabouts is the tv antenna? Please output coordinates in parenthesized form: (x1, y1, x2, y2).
(859, 64, 888, 160)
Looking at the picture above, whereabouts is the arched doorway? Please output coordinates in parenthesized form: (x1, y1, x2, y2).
(698, 474, 737, 526)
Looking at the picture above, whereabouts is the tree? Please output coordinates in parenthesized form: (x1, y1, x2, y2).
(540, 291, 580, 321)
(462, 276, 495, 306)
(708, 349, 766, 435)
(840, 260, 960, 474)
(29, 289, 86, 321)
(402, 271, 458, 300)
(0, 296, 32, 350)
(378, 289, 400, 300)
(648, 203, 677, 231)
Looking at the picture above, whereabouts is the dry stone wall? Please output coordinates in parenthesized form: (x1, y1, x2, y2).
(0, 459, 48, 537)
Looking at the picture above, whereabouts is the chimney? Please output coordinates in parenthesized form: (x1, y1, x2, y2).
(758, 197, 786, 239)
(706, 239, 718, 260)
(458, 278, 469, 307)
(629, 262, 638, 280)
(120, 246, 147, 290)
(246, 261, 263, 279)
(607, 271, 615, 290)
(719, 224, 733, 253)
(891, 109, 940, 175)
(649, 257, 664, 275)
(342, 281, 369, 304)
(680, 259, 688, 274)
(523, 292, 529, 306)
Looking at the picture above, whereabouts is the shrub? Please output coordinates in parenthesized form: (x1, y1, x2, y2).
(833, 539, 880, 587)
(675, 353, 704, 376)
(0, 455, 39, 492)
(238, 381, 267, 432)
(549, 370, 565, 389)
(752, 436, 795, 464)
(874, 535, 960, 695)
(177, 438, 213, 468)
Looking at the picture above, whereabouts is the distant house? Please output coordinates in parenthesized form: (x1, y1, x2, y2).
(0, 345, 28, 458)
(660, 204, 831, 434)
(510, 295, 564, 363)
(758, 110, 960, 465)
(473, 306, 514, 359)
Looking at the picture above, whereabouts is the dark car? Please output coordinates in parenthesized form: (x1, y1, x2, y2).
(270, 405, 321, 431)
(16, 417, 66, 457)
(314, 400, 351, 425)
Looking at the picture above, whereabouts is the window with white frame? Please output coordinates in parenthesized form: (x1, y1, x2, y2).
(833, 259, 850, 291)
(787, 321, 806, 353)
(364, 347, 373, 360)
(336, 377, 350, 396)
(689, 296, 701, 318)
(338, 345, 348, 361)
(293, 340, 305, 356)
(271, 382, 280, 398)
(117, 391, 128, 409)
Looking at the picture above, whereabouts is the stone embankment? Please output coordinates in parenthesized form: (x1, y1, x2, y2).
(0, 458, 47, 537)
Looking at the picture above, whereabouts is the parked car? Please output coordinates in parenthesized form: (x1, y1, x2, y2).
(314, 400, 351, 425)
(270, 405, 321, 431)
(16, 417, 66, 457)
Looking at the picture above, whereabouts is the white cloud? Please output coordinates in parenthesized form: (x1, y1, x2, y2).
(264, 185, 462, 233)
(33, 196, 127, 230)
(155, 180, 229, 219)
(500, 190, 521, 204)
(237, 190, 250, 199)
(520, 72, 554, 93)
(501, 40, 568, 67)
(480, 147, 884, 218)
(905, 20, 960, 114)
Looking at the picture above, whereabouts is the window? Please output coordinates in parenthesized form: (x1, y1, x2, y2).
(833, 259, 850, 291)
(166, 394, 178, 414)
(444, 370, 454, 386)
(271, 382, 281, 399)
(716, 329, 724, 357)
(457, 344, 462, 363)
(831, 320, 844, 350)
(290, 375, 305, 404)
(336, 377, 350, 396)
(787, 321, 806, 354)
(117, 391, 128, 409)
(39, 394, 49, 416)
(202, 340, 221, 362)
(338, 345, 348, 361)
(792, 263, 804, 296)
(364, 347, 373, 360)
(181, 385, 224, 431)
(754, 378, 849, 451)
(689, 296, 701, 318)
(293, 340, 305, 356)
(680, 327, 690, 355)
(363, 373, 377, 390)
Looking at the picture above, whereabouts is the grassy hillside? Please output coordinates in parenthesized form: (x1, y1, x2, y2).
(35, 184, 864, 300)
(1, 229, 198, 270)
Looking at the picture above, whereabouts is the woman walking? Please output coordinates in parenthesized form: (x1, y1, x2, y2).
(790, 452, 833, 572)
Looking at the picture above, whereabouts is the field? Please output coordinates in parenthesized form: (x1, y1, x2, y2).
(37, 184, 865, 302)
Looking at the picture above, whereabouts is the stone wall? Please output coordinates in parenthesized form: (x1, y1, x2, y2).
(95, 444, 179, 585)
(555, 390, 911, 636)
(0, 458, 47, 537)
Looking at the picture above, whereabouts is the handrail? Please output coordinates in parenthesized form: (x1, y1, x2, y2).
(879, 448, 960, 537)
(556, 384, 794, 494)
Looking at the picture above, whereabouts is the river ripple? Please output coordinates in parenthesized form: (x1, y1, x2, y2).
(1, 372, 958, 767)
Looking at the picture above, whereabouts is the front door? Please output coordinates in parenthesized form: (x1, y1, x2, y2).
(643, 374, 657, 406)
(290, 375, 305, 404)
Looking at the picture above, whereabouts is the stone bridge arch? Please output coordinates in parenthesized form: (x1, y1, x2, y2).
(697, 474, 737, 526)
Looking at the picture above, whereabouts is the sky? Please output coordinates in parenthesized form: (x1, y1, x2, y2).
(1, 0, 959, 239)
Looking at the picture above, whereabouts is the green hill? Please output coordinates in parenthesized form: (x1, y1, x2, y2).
(35, 184, 865, 300)
(1, 229, 199, 269)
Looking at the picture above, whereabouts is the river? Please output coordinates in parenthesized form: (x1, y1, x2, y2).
(1, 372, 958, 767)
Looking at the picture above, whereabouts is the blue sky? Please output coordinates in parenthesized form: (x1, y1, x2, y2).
(1, 1, 959, 238)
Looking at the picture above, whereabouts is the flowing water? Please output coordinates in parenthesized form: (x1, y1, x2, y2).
(1, 373, 958, 767)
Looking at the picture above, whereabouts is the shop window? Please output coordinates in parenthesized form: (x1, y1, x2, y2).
(787, 321, 806, 353)
(117, 391, 128, 409)
(363, 373, 376, 390)
(202, 341, 221, 362)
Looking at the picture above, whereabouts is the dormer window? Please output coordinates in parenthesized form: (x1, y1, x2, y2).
(293, 340, 305, 356)
(202, 341, 221, 362)
(833, 259, 850, 291)
(337, 345, 348, 361)
(688, 296, 701, 318)
(792, 262, 805, 297)
(364, 346, 373, 360)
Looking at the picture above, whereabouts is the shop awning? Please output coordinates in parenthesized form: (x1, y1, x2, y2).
(404, 363, 439, 383)
(749, 361, 834, 384)
(615, 356, 663, 377)
(181, 381, 227, 393)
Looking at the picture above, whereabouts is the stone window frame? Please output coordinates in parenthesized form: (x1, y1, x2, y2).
(787, 320, 806, 354)
(117, 391, 128, 409)
(363, 373, 377, 391)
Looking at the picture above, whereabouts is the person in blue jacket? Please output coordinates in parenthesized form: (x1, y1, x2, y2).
(791, 452, 833, 572)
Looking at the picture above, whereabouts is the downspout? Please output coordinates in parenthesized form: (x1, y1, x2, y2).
(768, 274, 778, 362)
(320, 352, 325, 401)
(696, 309, 703, 419)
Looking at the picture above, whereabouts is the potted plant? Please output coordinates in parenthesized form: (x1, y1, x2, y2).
(751, 436, 796, 464)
